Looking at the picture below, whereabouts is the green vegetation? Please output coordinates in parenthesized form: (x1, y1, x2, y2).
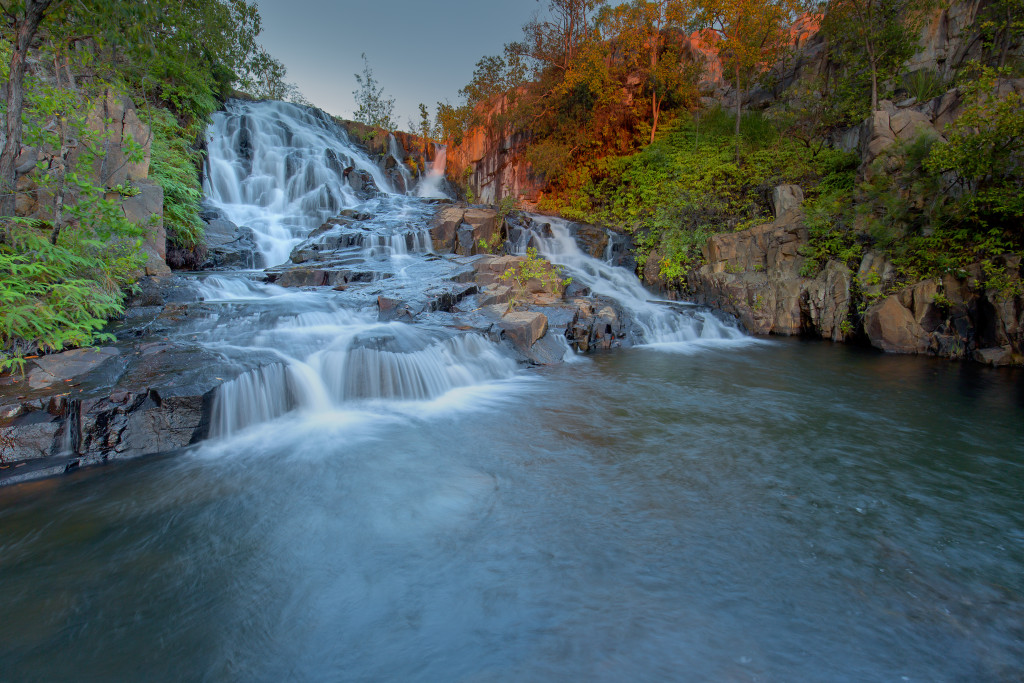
(444, 0, 1022, 309)
(500, 247, 571, 311)
(540, 109, 857, 283)
(0, 0, 296, 371)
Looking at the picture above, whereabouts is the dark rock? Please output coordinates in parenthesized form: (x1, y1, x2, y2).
(203, 217, 264, 269)
(378, 296, 415, 322)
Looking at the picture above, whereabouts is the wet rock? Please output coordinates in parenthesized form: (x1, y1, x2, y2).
(203, 217, 264, 269)
(426, 284, 478, 312)
(275, 268, 330, 287)
(378, 296, 415, 322)
(565, 298, 630, 351)
(498, 312, 548, 353)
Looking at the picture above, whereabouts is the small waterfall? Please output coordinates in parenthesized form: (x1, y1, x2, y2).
(203, 100, 396, 267)
(416, 144, 449, 198)
(212, 334, 517, 436)
(523, 217, 750, 347)
(387, 134, 414, 194)
(363, 229, 434, 259)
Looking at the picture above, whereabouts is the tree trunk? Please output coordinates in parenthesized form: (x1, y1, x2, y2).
(0, 0, 56, 219)
(870, 61, 879, 112)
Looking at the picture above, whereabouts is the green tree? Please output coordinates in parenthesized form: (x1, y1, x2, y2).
(925, 64, 1024, 227)
(700, 0, 804, 161)
(352, 53, 395, 130)
(822, 0, 931, 113)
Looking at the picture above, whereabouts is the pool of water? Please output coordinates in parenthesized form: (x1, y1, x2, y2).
(1, 338, 1021, 681)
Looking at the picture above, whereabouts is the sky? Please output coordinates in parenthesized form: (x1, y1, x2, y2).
(253, 0, 543, 129)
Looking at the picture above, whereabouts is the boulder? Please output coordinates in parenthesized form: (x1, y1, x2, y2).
(203, 217, 263, 269)
(864, 296, 929, 354)
(771, 185, 804, 220)
(498, 311, 548, 353)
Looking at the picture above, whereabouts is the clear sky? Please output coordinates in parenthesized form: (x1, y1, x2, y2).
(253, 0, 542, 129)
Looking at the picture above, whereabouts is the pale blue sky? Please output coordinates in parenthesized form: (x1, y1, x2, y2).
(254, 0, 542, 128)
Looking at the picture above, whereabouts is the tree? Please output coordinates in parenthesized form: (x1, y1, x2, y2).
(0, 0, 62, 220)
(352, 54, 395, 130)
(700, 0, 804, 161)
(925, 64, 1024, 228)
(978, 0, 1024, 68)
(822, 0, 931, 113)
(600, 0, 698, 142)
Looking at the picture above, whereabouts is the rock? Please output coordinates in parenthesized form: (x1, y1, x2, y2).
(377, 296, 415, 322)
(275, 268, 330, 288)
(203, 217, 264, 269)
(864, 296, 929, 354)
(119, 180, 169, 276)
(897, 279, 942, 332)
(498, 311, 548, 352)
(890, 110, 935, 141)
(771, 185, 804, 220)
(79, 88, 152, 187)
(974, 347, 1014, 367)
(802, 261, 853, 341)
(479, 284, 513, 306)
(429, 205, 501, 255)
(26, 348, 121, 390)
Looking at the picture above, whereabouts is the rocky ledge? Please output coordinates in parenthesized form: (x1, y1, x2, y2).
(681, 186, 1023, 366)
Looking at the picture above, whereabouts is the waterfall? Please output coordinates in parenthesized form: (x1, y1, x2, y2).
(522, 217, 752, 349)
(203, 100, 396, 267)
(212, 334, 517, 437)
(416, 144, 449, 198)
(387, 134, 414, 193)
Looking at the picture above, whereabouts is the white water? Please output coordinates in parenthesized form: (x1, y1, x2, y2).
(199, 100, 755, 441)
(416, 144, 449, 199)
(203, 100, 396, 267)
(387, 134, 414, 193)
(524, 217, 754, 350)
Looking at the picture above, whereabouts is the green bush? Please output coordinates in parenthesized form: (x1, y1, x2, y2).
(902, 69, 947, 102)
(142, 107, 205, 249)
(1, 223, 141, 373)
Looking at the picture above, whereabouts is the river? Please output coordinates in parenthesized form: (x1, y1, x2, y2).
(0, 100, 1021, 681)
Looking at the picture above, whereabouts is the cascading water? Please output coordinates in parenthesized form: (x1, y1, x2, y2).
(522, 216, 754, 349)
(196, 101, 523, 439)
(387, 133, 414, 193)
(203, 100, 395, 267)
(416, 144, 449, 199)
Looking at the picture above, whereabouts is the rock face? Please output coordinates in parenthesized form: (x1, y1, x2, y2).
(0, 340, 220, 478)
(14, 87, 170, 275)
(684, 198, 1024, 364)
(430, 206, 501, 255)
(446, 92, 544, 206)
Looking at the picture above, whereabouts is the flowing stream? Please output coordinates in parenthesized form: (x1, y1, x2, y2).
(0, 101, 1022, 681)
